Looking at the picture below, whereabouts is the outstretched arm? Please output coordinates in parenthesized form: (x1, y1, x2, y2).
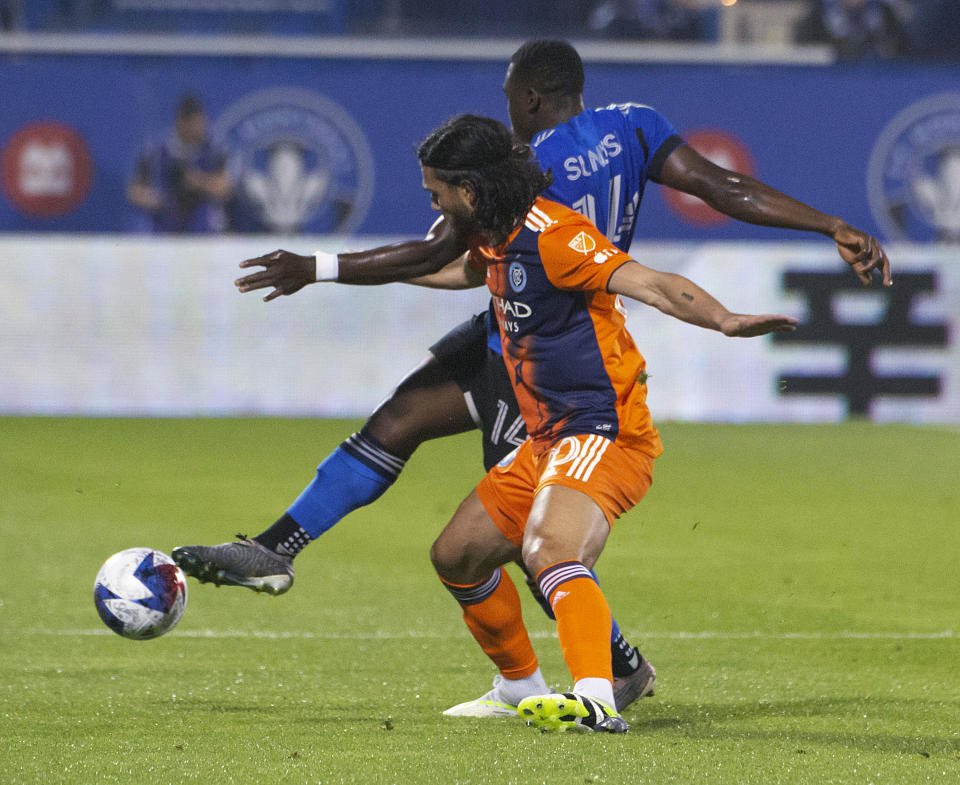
(608, 261, 797, 337)
(659, 145, 892, 287)
(234, 216, 469, 301)
(404, 252, 486, 290)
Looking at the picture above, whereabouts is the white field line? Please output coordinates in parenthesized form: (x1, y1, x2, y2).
(38, 628, 956, 640)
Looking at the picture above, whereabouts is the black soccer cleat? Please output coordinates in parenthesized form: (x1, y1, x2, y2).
(172, 537, 293, 595)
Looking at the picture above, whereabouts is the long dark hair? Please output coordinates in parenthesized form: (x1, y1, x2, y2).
(418, 115, 553, 244)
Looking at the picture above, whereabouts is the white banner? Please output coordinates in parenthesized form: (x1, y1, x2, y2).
(1, 236, 957, 422)
(632, 243, 959, 423)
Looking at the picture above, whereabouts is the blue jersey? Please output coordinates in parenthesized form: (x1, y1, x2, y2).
(535, 103, 684, 253)
(486, 103, 684, 352)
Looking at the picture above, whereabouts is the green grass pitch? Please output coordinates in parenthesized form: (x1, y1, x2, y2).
(1, 417, 958, 784)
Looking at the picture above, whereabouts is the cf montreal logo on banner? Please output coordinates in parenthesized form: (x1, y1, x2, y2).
(868, 93, 960, 242)
(214, 88, 375, 234)
(1, 122, 93, 218)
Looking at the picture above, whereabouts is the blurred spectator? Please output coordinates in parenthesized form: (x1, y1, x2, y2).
(126, 95, 233, 233)
(905, 0, 960, 60)
(796, 0, 909, 59)
(589, 0, 705, 41)
(1, 0, 23, 31)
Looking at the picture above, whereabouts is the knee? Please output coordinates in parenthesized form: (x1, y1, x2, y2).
(521, 530, 553, 579)
(363, 397, 423, 457)
(520, 543, 544, 581)
(429, 536, 452, 576)
(430, 529, 496, 585)
(521, 531, 590, 578)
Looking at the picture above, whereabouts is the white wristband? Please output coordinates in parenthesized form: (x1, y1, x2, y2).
(314, 250, 339, 282)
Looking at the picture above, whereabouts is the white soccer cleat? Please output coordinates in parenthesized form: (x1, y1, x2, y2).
(442, 676, 520, 718)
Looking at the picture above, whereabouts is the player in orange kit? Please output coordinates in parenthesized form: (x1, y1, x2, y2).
(413, 114, 797, 733)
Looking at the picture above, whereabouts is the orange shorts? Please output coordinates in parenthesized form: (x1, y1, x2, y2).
(476, 433, 657, 547)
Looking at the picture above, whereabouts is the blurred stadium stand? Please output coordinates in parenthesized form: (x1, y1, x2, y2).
(2, 1, 957, 60)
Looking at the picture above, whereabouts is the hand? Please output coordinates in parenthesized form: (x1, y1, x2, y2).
(833, 224, 892, 287)
(721, 314, 798, 337)
(127, 183, 163, 212)
(182, 168, 206, 192)
(235, 249, 316, 302)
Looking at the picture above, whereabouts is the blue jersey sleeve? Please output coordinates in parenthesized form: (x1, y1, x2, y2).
(616, 103, 685, 182)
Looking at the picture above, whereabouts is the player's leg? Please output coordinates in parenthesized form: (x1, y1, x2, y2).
(173, 321, 482, 593)
(514, 557, 655, 709)
(272, 353, 475, 543)
(267, 315, 487, 552)
(515, 437, 656, 733)
(515, 486, 628, 733)
(466, 335, 654, 710)
(430, 452, 550, 718)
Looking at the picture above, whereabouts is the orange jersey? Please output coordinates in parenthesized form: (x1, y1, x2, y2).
(470, 197, 662, 458)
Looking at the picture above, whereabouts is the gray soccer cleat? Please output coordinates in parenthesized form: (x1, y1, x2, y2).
(612, 656, 657, 712)
(172, 537, 293, 595)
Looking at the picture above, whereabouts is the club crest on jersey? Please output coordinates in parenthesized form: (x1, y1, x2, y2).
(568, 231, 596, 254)
(509, 261, 527, 292)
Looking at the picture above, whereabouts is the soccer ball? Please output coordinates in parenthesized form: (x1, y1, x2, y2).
(93, 548, 188, 640)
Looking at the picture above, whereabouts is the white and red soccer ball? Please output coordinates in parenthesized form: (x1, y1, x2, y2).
(93, 548, 188, 640)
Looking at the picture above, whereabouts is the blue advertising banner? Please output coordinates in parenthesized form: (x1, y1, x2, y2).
(1, 48, 959, 241)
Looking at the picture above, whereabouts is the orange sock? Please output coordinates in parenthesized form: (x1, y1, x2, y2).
(537, 561, 613, 684)
(440, 568, 539, 679)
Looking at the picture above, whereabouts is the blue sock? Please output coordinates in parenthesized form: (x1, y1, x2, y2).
(286, 432, 405, 539)
(587, 569, 624, 645)
(610, 615, 622, 644)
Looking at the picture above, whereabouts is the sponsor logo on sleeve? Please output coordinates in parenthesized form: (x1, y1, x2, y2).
(568, 230, 596, 254)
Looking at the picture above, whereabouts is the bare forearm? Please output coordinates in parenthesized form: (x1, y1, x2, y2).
(338, 239, 462, 285)
(699, 172, 844, 236)
(235, 219, 473, 301)
(337, 218, 468, 285)
(635, 270, 731, 331)
(608, 261, 798, 337)
(661, 146, 845, 238)
(405, 253, 485, 290)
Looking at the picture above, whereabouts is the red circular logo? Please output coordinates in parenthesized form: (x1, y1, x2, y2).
(1, 122, 94, 217)
(662, 129, 755, 227)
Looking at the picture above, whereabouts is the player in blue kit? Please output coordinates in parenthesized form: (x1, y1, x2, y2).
(174, 40, 891, 715)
